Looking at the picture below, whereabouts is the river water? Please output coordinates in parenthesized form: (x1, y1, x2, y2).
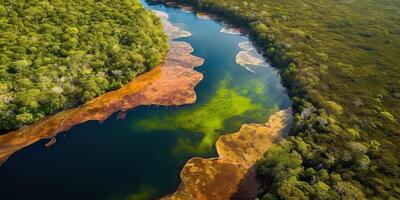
(0, 1, 290, 199)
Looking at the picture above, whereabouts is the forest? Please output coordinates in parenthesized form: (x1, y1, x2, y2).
(0, 0, 168, 131)
(153, 0, 400, 199)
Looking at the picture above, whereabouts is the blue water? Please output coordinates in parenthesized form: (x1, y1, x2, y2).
(0, 1, 290, 199)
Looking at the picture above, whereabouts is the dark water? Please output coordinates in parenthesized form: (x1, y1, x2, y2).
(0, 1, 290, 199)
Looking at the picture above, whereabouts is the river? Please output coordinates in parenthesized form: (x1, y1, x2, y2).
(0, 1, 290, 199)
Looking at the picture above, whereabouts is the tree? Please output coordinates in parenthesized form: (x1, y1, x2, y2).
(0, 0, 168, 130)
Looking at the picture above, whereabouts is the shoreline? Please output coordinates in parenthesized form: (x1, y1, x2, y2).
(162, 109, 293, 200)
(152, 0, 271, 76)
(0, 13, 204, 166)
(150, 3, 295, 199)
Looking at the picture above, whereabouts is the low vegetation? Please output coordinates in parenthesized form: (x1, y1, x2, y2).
(0, 0, 168, 131)
(152, 0, 400, 199)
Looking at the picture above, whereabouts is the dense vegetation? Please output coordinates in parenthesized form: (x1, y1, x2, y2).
(152, 0, 400, 199)
(0, 0, 168, 131)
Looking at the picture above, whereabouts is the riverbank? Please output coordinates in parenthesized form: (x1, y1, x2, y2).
(153, 0, 400, 199)
(0, 2, 292, 199)
(0, 1, 169, 131)
(0, 13, 204, 165)
(162, 109, 293, 200)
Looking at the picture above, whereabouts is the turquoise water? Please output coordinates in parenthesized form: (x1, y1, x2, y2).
(0, 1, 290, 199)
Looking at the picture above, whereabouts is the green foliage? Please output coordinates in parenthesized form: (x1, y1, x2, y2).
(153, 0, 400, 199)
(380, 111, 396, 122)
(0, 0, 168, 130)
(258, 139, 303, 181)
(323, 100, 343, 115)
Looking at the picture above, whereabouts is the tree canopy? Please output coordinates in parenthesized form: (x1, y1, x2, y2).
(0, 0, 168, 130)
(155, 0, 400, 199)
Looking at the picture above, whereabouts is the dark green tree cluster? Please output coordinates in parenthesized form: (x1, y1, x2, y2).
(151, 0, 400, 199)
(0, 0, 168, 130)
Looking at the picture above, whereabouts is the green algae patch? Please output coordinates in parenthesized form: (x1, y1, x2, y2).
(132, 74, 280, 153)
(117, 185, 158, 200)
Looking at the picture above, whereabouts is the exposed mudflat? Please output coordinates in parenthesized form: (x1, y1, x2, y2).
(180, 6, 194, 13)
(236, 41, 268, 72)
(220, 26, 242, 35)
(0, 11, 203, 165)
(154, 10, 192, 39)
(162, 109, 293, 200)
(196, 12, 214, 20)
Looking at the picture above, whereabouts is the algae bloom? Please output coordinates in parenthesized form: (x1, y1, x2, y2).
(132, 74, 280, 154)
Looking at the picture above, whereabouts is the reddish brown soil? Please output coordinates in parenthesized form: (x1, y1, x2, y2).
(162, 109, 293, 200)
(0, 39, 204, 165)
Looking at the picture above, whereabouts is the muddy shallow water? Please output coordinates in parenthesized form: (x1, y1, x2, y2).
(0, 1, 290, 199)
